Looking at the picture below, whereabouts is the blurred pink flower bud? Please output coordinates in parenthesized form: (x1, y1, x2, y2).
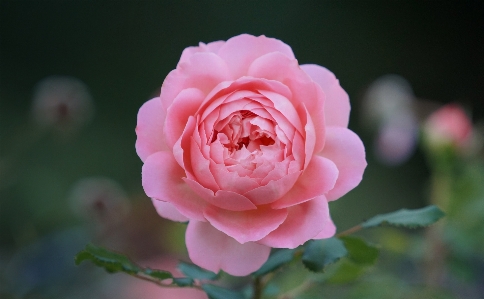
(31, 76, 94, 130)
(423, 104, 472, 151)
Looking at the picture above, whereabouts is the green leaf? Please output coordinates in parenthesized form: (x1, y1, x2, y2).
(202, 284, 246, 299)
(252, 249, 295, 277)
(340, 236, 379, 266)
(302, 238, 348, 272)
(362, 205, 445, 229)
(143, 268, 173, 280)
(172, 277, 194, 287)
(75, 243, 141, 274)
(325, 258, 366, 283)
(75, 243, 194, 287)
(177, 261, 218, 280)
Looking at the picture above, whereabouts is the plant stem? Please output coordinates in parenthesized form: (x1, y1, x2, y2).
(133, 272, 204, 290)
(253, 276, 263, 299)
(335, 224, 363, 237)
(424, 170, 449, 287)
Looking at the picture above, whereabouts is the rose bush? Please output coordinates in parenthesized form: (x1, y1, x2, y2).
(136, 34, 366, 276)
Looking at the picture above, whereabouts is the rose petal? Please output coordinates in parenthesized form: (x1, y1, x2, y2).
(198, 77, 292, 116)
(151, 199, 189, 222)
(173, 116, 196, 179)
(244, 171, 301, 205)
(271, 156, 338, 209)
(258, 89, 303, 134)
(258, 195, 334, 248)
(204, 205, 288, 244)
(301, 64, 350, 128)
(186, 221, 270, 276)
(142, 151, 207, 221)
(303, 105, 317, 168)
(209, 162, 260, 194)
(164, 88, 205, 148)
(184, 178, 257, 211)
(160, 52, 232, 112)
(135, 98, 168, 161)
(178, 40, 225, 66)
(217, 34, 295, 78)
(190, 138, 220, 191)
(318, 126, 367, 201)
(312, 211, 336, 240)
(248, 52, 326, 153)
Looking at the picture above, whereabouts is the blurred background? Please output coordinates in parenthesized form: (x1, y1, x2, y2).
(1, 1, 483, 298)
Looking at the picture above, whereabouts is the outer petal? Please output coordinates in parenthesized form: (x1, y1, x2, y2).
(301, 64, 350, 128)
(312, 212, 336, 240)
(164, 88, 205, 148)
(135, 98, 168, 161)
(204, 205, 288, 244)
(142, 151, 207, 221)
(186, 221, 270, 276)
(151, 199, 189, 222)
(160, 52, 232, 112)
(217, 34, 295, 78)
(258, 195, 333, 248)
(271, 156, 338, 209)
(178, 41, 225, 66)
(318, 127, 367, 201)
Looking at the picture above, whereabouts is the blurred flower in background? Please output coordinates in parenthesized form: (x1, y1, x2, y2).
(69, 177, 131, 239)
(31, 76, 94, 132)
(362, 75, 419, 165)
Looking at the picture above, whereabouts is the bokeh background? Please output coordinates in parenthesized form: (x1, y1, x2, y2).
(1, 1, 483, 298)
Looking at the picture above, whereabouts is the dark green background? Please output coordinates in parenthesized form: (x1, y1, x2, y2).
(1, 0, 483, 247)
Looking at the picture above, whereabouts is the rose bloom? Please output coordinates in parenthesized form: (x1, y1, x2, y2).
(136, 34, 366, 276)
(424, 103, 472, 151)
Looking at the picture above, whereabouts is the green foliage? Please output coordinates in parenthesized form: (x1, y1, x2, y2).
(340, 236, 379, 266)
(178, 261, 219, 280)
(75, 243, 141, 274)
(202, 284, 246, 299)
(172, 277, 195, 286)
(302, 238, 348, 272)
(325, 259, 366, 283)
(252, 249, 295, 277)
(362, 205, 445, 229)
(320, 237, 379, 283)
(75, 243, 192, 287)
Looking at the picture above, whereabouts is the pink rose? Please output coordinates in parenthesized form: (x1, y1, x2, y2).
(424, 103, 472, 150)
(136, 34, 366, 276)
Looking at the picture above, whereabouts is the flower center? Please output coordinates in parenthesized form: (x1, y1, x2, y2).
(211, 110, 275, 155)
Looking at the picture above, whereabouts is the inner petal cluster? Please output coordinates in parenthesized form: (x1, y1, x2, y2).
(194, 87, 303, 190)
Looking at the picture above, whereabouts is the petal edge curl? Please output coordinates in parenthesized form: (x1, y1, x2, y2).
(318, 126, 367, 201)
(142, 151, 207, 221)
